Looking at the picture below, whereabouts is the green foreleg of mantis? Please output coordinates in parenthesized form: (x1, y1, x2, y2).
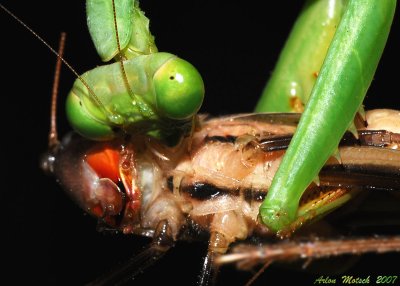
(255, 0, 347, 113)
(259, 0, 396, 234)
(86, 0, 157, 62)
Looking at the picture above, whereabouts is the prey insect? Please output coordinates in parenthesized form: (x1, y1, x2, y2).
(2, 0, 399, 285)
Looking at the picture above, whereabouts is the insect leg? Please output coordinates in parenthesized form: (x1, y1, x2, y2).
(86, 0, 157, 62)
(198, 249, 218, 286)
(86, 220, 174, 286)
(198, 210, 250, 285)
(259, 0, 397, 233)
(255, 0, 346, 112)
(216, 236, 400, 270)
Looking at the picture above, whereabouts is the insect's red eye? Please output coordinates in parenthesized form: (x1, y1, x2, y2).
(86, 146, 120, 183)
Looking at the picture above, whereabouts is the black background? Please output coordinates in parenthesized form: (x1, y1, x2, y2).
(1, 1, 399, 285)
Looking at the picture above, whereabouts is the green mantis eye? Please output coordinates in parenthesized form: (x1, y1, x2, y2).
(66, 92, 115, 141)
(153, 58, 204, 120)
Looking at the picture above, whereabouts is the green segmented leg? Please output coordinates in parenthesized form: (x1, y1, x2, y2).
(259, 0, 396, 234)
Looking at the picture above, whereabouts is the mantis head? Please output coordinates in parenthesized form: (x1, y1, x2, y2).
(65, 55, 204, 141)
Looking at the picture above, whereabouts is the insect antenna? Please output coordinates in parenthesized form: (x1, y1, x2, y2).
(0, 4, 114, 120)
(111, 0, 138, 104)
(37, 31, 67, 174)
(48, 32, 66, 149)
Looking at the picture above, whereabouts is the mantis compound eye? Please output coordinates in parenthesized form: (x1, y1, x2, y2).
(66, 92, 115, 141)
(153, 57, 204, 120)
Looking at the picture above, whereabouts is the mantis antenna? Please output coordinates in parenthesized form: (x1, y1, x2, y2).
(111, 0, 135, 102)
(0, 4, 113, 121)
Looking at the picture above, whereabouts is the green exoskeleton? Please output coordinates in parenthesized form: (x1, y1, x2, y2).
(256, 0, 397, 234)
(67, 0, 204, 141)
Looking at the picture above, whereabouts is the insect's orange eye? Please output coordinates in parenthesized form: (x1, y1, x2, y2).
(86, 146, 120, 183)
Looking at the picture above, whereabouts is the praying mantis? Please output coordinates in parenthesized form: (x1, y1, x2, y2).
(1, 0, 399, 285)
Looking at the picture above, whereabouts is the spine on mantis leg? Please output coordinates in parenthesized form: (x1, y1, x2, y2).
(255, 0, 347, 113)
(259, 0, 396, 234)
